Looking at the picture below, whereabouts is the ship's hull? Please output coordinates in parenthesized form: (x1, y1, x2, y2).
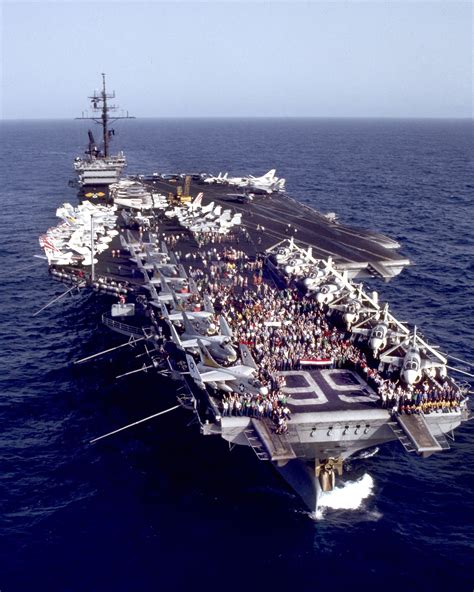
(217, 410, 463, 512)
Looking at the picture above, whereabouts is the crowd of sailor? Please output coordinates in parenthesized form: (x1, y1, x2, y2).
(181, 248, 464, 420)
(129, 211, 465, 425)
(39, 183, 466, 427)
(379, 380, 463, 414)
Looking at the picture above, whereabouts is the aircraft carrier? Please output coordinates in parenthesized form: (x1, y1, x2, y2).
(38, 77, 472, 512)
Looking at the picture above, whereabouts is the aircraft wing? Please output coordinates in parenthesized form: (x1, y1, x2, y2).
(162, 275, 187, 284)
(420, 359, 445, 370)
(351, 327, 371, 336)
(199, 369, 235, 383)
(180, 338, 199, 348)
(227, 364, 255, 377)
(167, 311, 213, 321)
(379, 355, 403, 366)
(204, 293, 215, 314)
(388, 329, 409, 339)
(329, 303, 348, 312)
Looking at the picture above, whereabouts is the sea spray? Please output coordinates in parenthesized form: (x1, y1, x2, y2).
(315, 473, 375, 519)
(354, 447, 379, 460)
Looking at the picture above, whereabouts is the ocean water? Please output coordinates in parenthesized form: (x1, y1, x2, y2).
(0, 118, 472, 592)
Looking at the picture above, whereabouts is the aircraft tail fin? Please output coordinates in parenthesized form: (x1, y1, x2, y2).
(201, 201, 215, 214)
(169, 322, 183, 348)
(186, 354, 204, 386)
(160, 241, 169, 256)
(220, 209, 232, 222)
(263, 169, 276, 180)
(191, 192, 203, 209)
(158, 271, 172, 294)
(276, 178, 285, 190)
(204, 293, 215, 314)
(160, 302, 170, 320)
(171, 291, 184, 310)
(197, 339, 220, 368)
(227, 213, 241, 226)
(178, 264, 188, 279)
(182, 311, 197, 335)
(219, 315, 233, 338)
(239, 343, 258, 370)
(189, 277, 199, 295)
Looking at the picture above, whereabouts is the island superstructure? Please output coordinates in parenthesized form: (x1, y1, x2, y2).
(74, 73, 134, 191)
(38, 77, 471, 512)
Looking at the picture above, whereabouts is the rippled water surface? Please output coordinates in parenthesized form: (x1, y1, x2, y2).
(0, 118, 472, 591)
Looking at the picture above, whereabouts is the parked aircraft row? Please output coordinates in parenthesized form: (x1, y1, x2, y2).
(122, 233, 266, 396)
(203, 169, 286, 194)
(39, 201, 118, 266)
(165, 193, 242, 235)
(266, 238, 448, 386)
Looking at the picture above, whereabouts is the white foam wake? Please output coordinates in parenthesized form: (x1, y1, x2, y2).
(315, 473, 375, 519)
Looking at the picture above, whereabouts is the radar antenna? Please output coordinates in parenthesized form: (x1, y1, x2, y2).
(75, 73, 135, 157)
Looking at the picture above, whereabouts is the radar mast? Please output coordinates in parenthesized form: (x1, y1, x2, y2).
(76, 73, 134, 157)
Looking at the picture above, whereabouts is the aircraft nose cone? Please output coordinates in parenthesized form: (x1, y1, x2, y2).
(403, 370, 418, 385)
(370, 338, 382, 351)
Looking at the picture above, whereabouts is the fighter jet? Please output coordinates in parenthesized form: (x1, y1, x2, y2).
(378, 327, 447, 385)
(351, 304, 409, 355)
(268, 242, 315, 276)
(234, 170, 286, 194)
(328, 285, 379, 329)
(166, 311, 237, 364)
(149, 264, 189, 287)
(203, 172, 228, 185)
(145, 272, 196, 304)
(175, 199, 215, 225)
(158, 269, 193, 295)
(298, 267, 330, 291)
(186, 341, 268, 396)
(310, 278, 347, 305)
(162, 293, 216, 325)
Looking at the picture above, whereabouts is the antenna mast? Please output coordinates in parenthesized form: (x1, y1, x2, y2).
(75, 73, 135, 157)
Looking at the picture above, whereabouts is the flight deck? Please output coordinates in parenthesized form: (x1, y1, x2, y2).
(142, 177, 410, 280)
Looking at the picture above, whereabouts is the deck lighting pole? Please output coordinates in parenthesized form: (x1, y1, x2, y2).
(90, 215, 95, 282)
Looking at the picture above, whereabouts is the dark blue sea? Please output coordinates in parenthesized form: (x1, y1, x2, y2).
(0, 118, 472, 592)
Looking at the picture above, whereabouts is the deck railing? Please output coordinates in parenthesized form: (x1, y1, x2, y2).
(101, 313, 146, 338)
